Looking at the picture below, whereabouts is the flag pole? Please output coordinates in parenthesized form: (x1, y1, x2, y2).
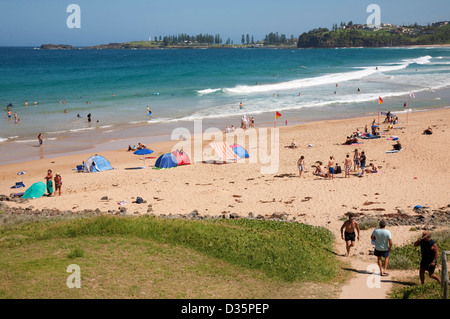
(407, 94, 411, 124)
(378, 101, 380, 126)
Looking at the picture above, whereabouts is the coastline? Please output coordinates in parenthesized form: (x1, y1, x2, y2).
(1, 105, 449, 282)
(2, 100, 449, 167)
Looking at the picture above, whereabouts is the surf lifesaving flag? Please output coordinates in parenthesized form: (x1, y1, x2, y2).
(275, 111, 282, 119)
(378, 97, 383, 104)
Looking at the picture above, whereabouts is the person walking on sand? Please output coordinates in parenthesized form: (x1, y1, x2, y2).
(54, 173, 62, 196)
(371, 220, 392, 276)
(45, 169, 54, 197)
(344, 154, 352, 178)
(414, 231, 441, 285)
(297, 155, 305, 177)
(38, 133, 43, 146)
(353, 149, 360, 172)
(340, 213, 360, 257)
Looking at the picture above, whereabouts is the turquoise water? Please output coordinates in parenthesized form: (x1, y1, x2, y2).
(1, 46, 450, 163)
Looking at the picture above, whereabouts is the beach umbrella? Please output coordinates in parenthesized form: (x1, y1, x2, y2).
(133, 149, 154, 167)
(230, 144, 249, 158)
(133, 149, 154, 155)
(17, 171, 26, 182)
(22, 181, 46, 199)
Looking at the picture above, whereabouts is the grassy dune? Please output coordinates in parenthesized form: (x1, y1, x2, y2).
(0, 216, 346, 299)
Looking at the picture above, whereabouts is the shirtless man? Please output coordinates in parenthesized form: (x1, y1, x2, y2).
(344, 154, 352, 178)
(328, 156, 335, 179)
(353, 149, 361, 172)
(341, 213, 360, 257)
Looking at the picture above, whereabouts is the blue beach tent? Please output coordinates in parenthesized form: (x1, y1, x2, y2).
(154, 153, 178, 169)
(83, 155, 113, 173)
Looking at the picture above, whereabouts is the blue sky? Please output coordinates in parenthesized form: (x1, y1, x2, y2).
(1, 0, 449, 46)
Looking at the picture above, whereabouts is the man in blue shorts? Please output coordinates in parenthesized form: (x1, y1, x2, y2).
(371, 220, 392, 276)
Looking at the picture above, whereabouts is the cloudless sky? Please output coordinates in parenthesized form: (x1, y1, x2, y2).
(1, 0, 449, 46)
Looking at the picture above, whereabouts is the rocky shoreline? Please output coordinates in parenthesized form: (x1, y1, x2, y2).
(1, 194, 449, 230)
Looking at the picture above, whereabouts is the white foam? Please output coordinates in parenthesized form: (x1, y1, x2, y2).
(200, 55, 433, 95)
(197, 88, 222, 95)
(69, 127, 95, 133)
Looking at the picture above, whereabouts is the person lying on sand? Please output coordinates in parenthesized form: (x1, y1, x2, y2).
(423, 127, 433, 135)
(285, 139, 298, 148)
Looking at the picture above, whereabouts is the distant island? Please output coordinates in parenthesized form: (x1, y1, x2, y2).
(297, 21, 450, 48)
(40, 21, 450, 50)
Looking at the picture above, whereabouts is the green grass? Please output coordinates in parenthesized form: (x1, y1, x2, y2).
(389, 230, 450, 270)
(391, 280, 444, 299)
(0, 216, 344, 298)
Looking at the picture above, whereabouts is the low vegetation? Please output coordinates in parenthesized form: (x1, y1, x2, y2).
(0, 216, 345, 298)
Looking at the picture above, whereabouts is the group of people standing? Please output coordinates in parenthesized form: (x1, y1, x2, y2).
(44, 169, 62, 196)
(341, 214, 441, 284)
(297, 151, 376, 179)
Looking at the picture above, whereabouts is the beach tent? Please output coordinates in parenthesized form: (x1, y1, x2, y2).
(83, 155, 113, 173)
(172, 150, 190, 165)
(22, 181, 46, 199)
(154, 153, 178, 169)
(230, 144, 249, 158)
(209, 142, 238, 162)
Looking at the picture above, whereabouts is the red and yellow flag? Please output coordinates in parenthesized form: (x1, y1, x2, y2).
(378, 97, 383, 104)
(275, 111, 282, 120)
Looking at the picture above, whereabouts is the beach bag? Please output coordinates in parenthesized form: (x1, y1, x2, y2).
(136, 197, 143, 204)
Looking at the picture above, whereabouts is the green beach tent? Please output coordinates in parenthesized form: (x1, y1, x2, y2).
(22, 181, 46, 199)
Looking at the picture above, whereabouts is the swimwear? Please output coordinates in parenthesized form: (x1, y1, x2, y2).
(345, 165, 351, 174)
(374, 249, 389, 258)
(329, 167, 335, 174)
(298, 164, 303, 172)
(344, 231, 356, 242)
(46, 180, 53, 194)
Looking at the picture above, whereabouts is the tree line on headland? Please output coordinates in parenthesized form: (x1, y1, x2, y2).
(296, 22, 450, 48)
(40, 21, 450, 50)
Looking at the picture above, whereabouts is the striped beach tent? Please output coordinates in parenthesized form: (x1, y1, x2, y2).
(209, 142, 238, 162)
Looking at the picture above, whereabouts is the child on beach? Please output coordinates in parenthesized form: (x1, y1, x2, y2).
(54, 173, 62, 196)
(297, 156, 305, 177)
(344, 154, 352, 178)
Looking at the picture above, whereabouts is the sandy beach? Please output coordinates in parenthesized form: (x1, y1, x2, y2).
(1, 108, 449, 256)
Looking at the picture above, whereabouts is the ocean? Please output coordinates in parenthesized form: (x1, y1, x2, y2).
(1, 46, 449, 164)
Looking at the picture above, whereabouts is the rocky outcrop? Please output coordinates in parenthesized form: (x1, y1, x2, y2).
(40, 44, 76, 50)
